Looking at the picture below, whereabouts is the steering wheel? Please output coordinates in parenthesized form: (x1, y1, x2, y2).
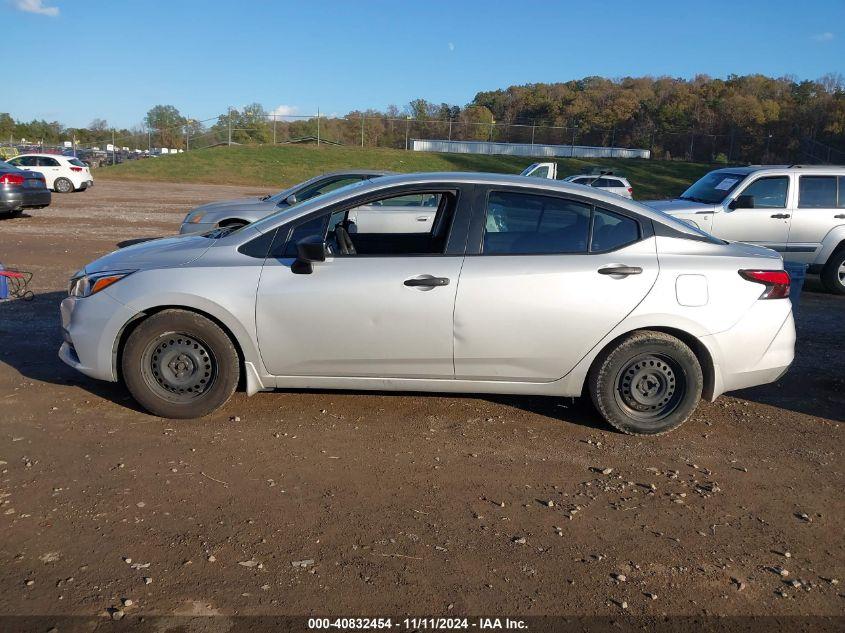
(335, 225, 357, 255)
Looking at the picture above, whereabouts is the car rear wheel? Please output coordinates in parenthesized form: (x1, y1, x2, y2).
(121, 310, 240, 419)
(588, 331, 703, 436)
(54, 177, 74, 193)
(820, 247, 845, 295)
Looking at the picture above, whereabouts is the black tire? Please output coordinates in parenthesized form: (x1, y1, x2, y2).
(820, 247, 845, 295)
(588, 330, 703, 436)
(54, 177, 74, 193)
(121, 310, 239, 419)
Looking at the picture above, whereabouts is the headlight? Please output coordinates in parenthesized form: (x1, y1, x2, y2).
(69, 271, 134, 298)
(187, 211, 206, 224)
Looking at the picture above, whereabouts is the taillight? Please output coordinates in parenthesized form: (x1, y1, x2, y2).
(70, 166, 83, 172)
(627, 187, 633, 193)
(739, 269, 791, 299)
(0, 173, 25, 186)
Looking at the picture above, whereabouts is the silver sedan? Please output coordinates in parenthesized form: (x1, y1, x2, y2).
(179, 170, 390, 234)
(60, 172, 795, 435)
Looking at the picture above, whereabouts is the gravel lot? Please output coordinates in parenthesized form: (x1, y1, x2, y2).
(0, 181, 843, 624)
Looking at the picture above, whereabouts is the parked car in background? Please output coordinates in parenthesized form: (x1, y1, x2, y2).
(61, 172, 794, 436)
(646, 165, 845, 294)
(179, 170, 391, 234)
(6, 153, 94, 193)
(0, 160, 51, 217)
(520, 163, 634, 198)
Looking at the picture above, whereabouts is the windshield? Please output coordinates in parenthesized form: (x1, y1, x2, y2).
(241, 179, 374, 234)
(680, 172, 747, 204)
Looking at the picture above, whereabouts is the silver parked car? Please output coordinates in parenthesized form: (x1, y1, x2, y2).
(179, 170, 390, 234)
(646, 165, 845, 294)
(60, 172, 795, 435)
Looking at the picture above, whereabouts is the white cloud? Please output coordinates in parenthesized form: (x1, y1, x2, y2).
(811, 32, 834, 42)
(13, 0, 60, 16)
(269, 104, 299, 118)
(448, 42, 455, 52)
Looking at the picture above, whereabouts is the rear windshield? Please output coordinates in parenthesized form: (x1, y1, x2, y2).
(680, 172, 747, 204)
(68, 158, 86, 167)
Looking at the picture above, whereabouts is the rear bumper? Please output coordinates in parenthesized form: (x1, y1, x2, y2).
(0, 189, 51, 211)
(704, 300, 796, 398)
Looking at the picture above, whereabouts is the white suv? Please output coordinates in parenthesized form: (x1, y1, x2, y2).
(647, 165, 845, 294)
(520, 163, 633, 198)
(6, 153, 94, 193)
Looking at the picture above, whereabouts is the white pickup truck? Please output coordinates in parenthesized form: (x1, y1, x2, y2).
(645, 165, 845, 294)
(520, 162, 634, 198)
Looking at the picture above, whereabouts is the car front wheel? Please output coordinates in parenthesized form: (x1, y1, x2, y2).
(820, 247, 845, 295)
(588, 331, 703, 435)
(121, 310, 240, 418)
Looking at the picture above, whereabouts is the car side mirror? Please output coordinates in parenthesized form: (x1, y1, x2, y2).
(729, 194, 754, 210)
(285, 194, 297, 205)
(292, 235, 327, 274)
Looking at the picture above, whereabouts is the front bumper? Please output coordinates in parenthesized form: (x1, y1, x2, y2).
(59, 291, 138, 382)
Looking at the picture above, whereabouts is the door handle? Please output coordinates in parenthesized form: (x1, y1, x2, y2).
(770, 213, 791, 219)
(598, 265, 642, 276)
(404, 276, 450, 287)
(694, 210, 713, 215)
(834, 214, 845, 219)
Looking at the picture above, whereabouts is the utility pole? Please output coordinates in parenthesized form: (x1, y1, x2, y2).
(360, 113, 365, 148)
(317, 107, 321, 146)
(148, 129, 151, 154)
(448, 118, 452, 141)
(531, 121, 536, 145)
(489, 117, 495, 142)
(112, 129, 116, 165)
(227, 108, 233, 146)
(272, 114, 277, 145)
(571, 125, 578, 157)
(405, 116, 411, 151)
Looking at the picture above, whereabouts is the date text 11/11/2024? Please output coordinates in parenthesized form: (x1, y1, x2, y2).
(307, 617, 528, 630)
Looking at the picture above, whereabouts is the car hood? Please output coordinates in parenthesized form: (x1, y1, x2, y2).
(190, 196, 281, 217)
(82, 234, 216, 275)
(644, 199, 721, 214)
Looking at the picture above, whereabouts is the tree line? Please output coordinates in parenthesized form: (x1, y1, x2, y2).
(2, 73, 844, 163)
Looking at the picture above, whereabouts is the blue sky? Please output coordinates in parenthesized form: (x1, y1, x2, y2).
(3, 0, 844, 128)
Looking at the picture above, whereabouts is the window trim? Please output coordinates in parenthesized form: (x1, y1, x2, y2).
(797, 174, 840, 209)
(469, 186, 647, 257)
(271, 184, 469, 259)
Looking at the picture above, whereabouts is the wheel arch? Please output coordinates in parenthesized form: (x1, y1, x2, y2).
(217, 217, 250, 228)
(585, 325, 716, 401)
(112, 305, 252, 389)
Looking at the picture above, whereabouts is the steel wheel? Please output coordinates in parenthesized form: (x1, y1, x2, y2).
(613, 353, 685, 423)
(140, 332, 217, 403)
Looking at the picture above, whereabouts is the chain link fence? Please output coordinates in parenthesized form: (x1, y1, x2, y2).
(3, 111, 844, 166)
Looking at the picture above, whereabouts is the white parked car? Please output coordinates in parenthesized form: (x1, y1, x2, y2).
(59, 172, 795, 435)
(646, 165, 845, 294)
(520, 163, 634, 198)
(6, 153, 94, 193)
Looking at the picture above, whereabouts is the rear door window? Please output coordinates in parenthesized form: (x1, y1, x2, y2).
(483, 191, 591, 254)
(591, 209, 640, 251)
(799, 176, 837, 208)
(38, 157, 60, 167)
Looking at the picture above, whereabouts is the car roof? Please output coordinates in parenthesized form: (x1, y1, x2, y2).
(14, 153, 67, 159)
(709, 164, 845, 176)
(567, 174, 629, 181)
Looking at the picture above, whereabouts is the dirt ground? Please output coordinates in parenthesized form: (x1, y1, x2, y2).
(0, 181, 843, 625)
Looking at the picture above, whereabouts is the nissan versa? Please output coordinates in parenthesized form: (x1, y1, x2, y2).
(59, 173, 796, 435)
